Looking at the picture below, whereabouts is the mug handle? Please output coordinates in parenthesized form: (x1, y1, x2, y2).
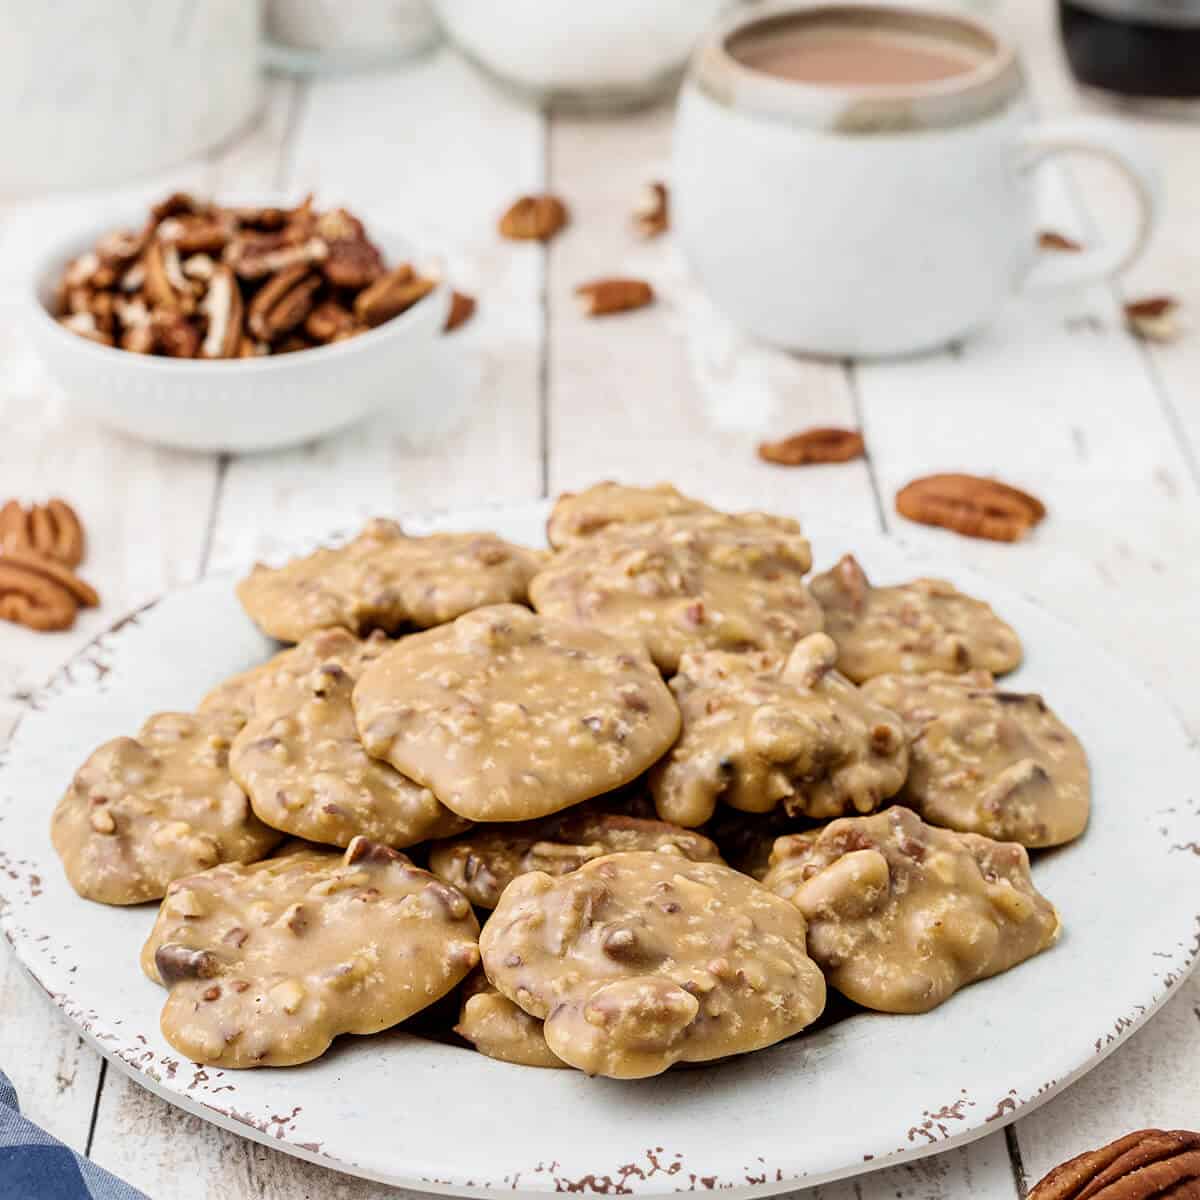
(1018, 116, 1162, 293)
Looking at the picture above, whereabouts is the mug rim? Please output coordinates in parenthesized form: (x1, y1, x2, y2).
(689, 0, 1023, 134)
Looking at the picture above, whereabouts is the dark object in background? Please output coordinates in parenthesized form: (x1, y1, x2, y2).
(1059, 0, 1200, 102)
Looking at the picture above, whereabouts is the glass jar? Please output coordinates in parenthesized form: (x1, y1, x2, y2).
(1059, 0, 1200, 106)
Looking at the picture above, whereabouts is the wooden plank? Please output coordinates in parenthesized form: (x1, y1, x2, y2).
(1008, 0, 1200, 484)
(89, 52, 548, 1197)
(207, 51, 546, 577)
(544, 106, 879, 534)
(802, 1131, 1014, 1199)
(0, 79, 298, 1163)
(973, 4, 1200, 1185)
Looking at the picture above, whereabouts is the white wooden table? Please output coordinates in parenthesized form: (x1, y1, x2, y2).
(2, 5, 1198, 1197)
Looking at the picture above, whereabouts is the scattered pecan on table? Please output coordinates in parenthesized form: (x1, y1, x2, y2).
(499, 194, 569, 242)
(444, 291, 477, 333)
(633, 182, 669, 239)
(1037, 230, 1084, 253)
(0, 499, 100, 632)
(575, 278, 654, 317)
(758, 427, 865, 467)
(1125, 296, 1182, 344)
(1028, 1128, 1200, 1199)
(895, 474, 1046, 543)
(52, 195, 441, 359)
(0, 498, 85, 567)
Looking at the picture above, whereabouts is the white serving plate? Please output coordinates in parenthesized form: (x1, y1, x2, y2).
(1, 501, 1197, 1196)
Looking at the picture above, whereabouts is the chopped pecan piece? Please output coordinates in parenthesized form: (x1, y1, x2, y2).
(247, 266, 322, 340)
(354, 266, 434, 327)
(499, 194, 569, 241)
(633, 182, 669, 239)
(575, 278, 654, 317)
(895, 474, 1046, 543)
(199, 265, 245, 359)
(1029, 1128, 1200, 1200)
(758, 427, 865, 466)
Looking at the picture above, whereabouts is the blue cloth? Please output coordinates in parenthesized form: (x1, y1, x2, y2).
(0, 1072, 146, 1200)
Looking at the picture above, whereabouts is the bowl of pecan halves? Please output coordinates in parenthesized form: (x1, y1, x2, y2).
(27, 193, 452, 453)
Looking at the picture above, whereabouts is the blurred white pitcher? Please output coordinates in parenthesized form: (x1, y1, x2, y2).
(673, 2, 1161, 358)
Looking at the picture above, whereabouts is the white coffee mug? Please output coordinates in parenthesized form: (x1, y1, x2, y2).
(672, 2, 1161, 358)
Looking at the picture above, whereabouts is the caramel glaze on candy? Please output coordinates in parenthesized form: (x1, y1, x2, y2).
(651, 633, 908, 828)
(352, 604, 681, 823)
(429, 806, 723, 909)
(230, 629, 468, 849)
(481, 851, 826, 1079)
(863, 671, 1091, 848)
(763, 807, 1060, 1014)
(809, 553, 1022, 683)
(545, 481, 713, 550)
(530, 510, 823, 674)
(236, 518, 546, 644)
(142, 839, 480, 1068)
(52, 709, 282, 906)
(455, 970, 566, 1069)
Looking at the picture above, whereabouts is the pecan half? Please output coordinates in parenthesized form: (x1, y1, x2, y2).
(0, 499, 85, 567)
(305, 299, 358, 343)
(0, 549, 99, 632)
(758, 427, 865, 466)
(575, 278, 654, 317)
(1037, 230, 1083, 252)
(199, 265, 244, 359)
(1125, 296, 1180, 343)
(354, 265, 434, 327)
(143, 242, 195, 314)
(247, 266, 322, 340)
(499, 194, 569, 241)
(157, 212, 235, 255)
(895, 473, 1046, 542)
(225, 232, 328, 281)
(633, 181, 669, 239)
(444, 290, 477, 334)
(321, 237, 384, 289)
(1029, 1129, 1200, 1199)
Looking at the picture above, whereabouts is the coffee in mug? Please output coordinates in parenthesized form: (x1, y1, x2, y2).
(731, 14, 983, 86)
(673, 2, 1161, 358)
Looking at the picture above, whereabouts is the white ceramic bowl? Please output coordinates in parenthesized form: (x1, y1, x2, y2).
(431, 0, 729, 107)
(27, 212, 451, 454)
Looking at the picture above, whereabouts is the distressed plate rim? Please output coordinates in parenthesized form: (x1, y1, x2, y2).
(1, 498, 1197, 1197)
